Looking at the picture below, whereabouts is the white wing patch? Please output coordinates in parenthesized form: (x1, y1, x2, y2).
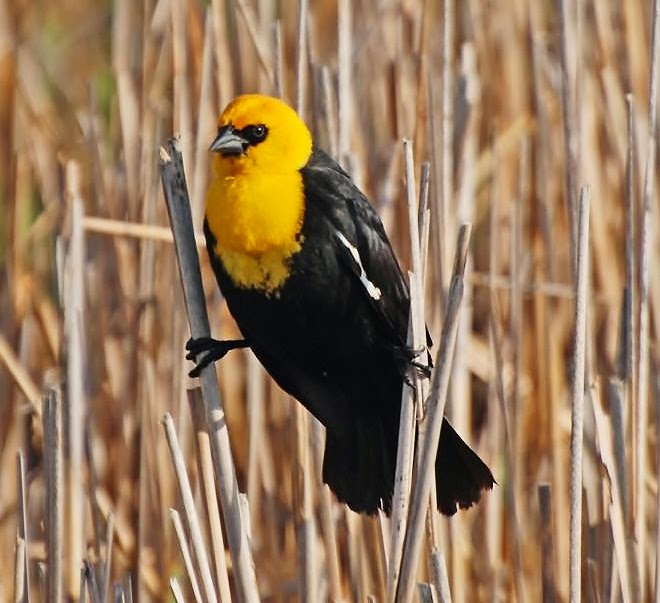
(335, 231, 382, 301)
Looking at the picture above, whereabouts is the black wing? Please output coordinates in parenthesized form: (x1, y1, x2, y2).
(301, 149, 412, 352)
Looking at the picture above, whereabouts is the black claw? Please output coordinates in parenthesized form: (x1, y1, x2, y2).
(393, 343, 432, 381)
(185, 336, 217, 354)
(402, 362, 431, 388)
(410, 360, 432, 379)
(186, 337, 249, 377)
(188, 359, 209, 378)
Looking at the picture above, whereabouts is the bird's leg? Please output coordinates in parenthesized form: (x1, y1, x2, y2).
(402, 363, 432, 389)
(393, 344, 432, 385)
(408, 344, 432, 378)
(185, 337, 249, 377)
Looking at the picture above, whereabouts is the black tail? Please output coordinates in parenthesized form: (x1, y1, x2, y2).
(322, 417, 494, 516)
(435, 419, 495, 515)
(322, 418, 397, 515)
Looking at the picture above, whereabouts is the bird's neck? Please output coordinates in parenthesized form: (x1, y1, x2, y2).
(205, 167, 305, 292)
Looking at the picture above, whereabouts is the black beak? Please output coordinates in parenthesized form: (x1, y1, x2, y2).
(209, 126, 248, 156)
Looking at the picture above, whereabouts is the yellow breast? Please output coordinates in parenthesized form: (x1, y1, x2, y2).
(205, 169, 305, 293)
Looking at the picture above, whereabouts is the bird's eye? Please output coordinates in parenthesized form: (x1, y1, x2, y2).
(243, 124, 268, 145)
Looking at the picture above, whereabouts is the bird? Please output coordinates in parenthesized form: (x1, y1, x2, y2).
(188, 93, 494, 515)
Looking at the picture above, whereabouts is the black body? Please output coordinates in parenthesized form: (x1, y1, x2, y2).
(205, 149, 494, 514)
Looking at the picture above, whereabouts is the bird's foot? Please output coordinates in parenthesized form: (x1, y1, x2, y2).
(409, 359, 432, 379)
(394, 344, 432, 383)
(185, 337, 249, 377)
(402, 363, 432, 389)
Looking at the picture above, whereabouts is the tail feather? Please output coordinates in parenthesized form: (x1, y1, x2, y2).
(322, 416, 494, 516)
(435, 419, 495, 515)
(322, 420, 395, 515)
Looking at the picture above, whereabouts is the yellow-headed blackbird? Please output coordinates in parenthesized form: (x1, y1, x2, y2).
(189, 94, 494, 515)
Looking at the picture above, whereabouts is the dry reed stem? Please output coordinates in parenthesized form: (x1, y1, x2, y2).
(508, 148, 529, 603)
(162, 413, 217, 603)
(396, 224, 471, 603)
(412, 150, 443, 585)
(234, 0, 274, 89)
(418, 162, 431, 286)
(489, 299, 525, 599)
(418, 582, 439, 603)
(655, 369, 660, 603)
(159, 141, 260, 603)
(123, 575, 133, 603)
(591, 389, 632, 603)
(429, 548, 452, 603)
(312, 417, 343, 602)
(635, 1, 660, 597)
(293, 5, 317, 597)
(135, 341, 158, 599)
(320, 65, 338, 159)
(170, 578, 186, 603)
(569, 186, 590, 603)
(386, 139, 427, 603)
(417, 160, 442, 572)
(635, 127, 653, 603)
(246, 354, 263, 533)
(171, 0, 193, 189)
(298, 490, 317, 603)
(191, 11, 216, 225)
(624, 95, 635, 390)
(0, 335, 40, 407)
(188, 389, 232, 603)
(84, 561, 103, 603)
(79, 566, 87, 602)
(337, 0, 351, 162)
(86, 431, 105, 565)
(169, 508, 204, 603)
(15, 452, 28, 601)
(102, 514, 115, 603)
(469, 273, 578, 298)
(404, 144, 428, 407)
(386, 324, 415, 598)
(14, 537, 26, 603)
(43, 388, 63, 603)
(608, 380, 629, 535)
(611, 384, 640, 603)
(450, 70, 480, 600)
(293, 400, 316, 602)
(485, 137, 503, 603)
(83, 216, 206, 246)
(623, 97, 636, 585)
(64, 170, 85, 601)
(272, 20, 283, 99)
(439, 0, 455, 290)
(112, 0, 140, 212)
(538, 484, 556, 603)
(558, 0, 578, 272)
(404, 140, 424, 330)
(511, 141, 525, 488)
(295, 0, 308, 117)
(585, 561, 599, 603)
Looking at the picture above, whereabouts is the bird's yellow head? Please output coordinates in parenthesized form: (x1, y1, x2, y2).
(206, 95, 313, 292)
(210, 94, 313, 175)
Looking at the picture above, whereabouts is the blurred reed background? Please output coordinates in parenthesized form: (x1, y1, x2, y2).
(1, 0, 659, 601)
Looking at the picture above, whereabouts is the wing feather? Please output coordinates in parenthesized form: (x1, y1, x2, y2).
(301, 149, 411, 349)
